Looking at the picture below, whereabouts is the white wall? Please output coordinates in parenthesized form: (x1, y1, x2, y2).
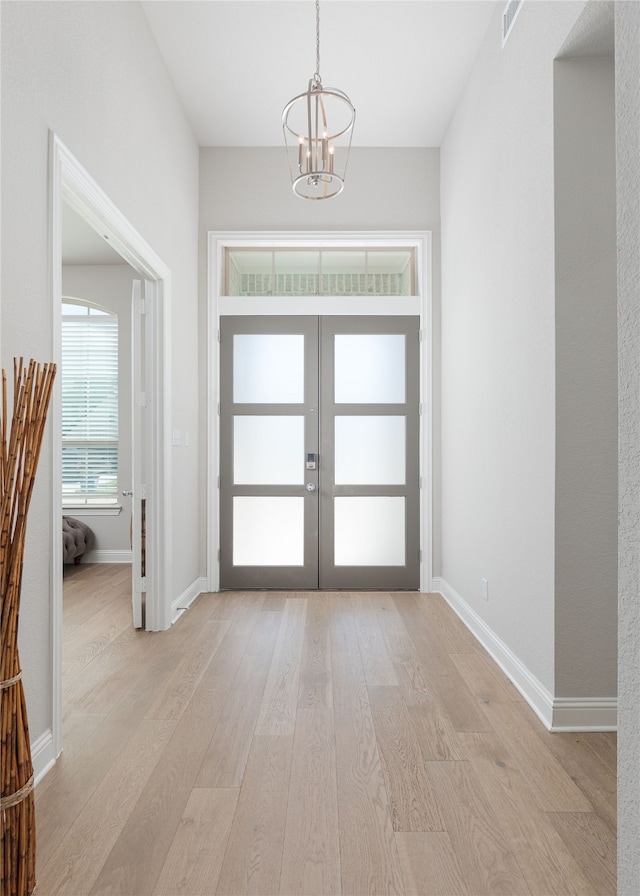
(616, 2, 640, 890)
(1, 0, 200, 748)
(62, 264, 136, 557)
(200, 147, 440, 233)
(440, 0, 591, 698)
(199, 146, 443, 572)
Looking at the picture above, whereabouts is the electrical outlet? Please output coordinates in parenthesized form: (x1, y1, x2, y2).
(481, 577, 489, 601)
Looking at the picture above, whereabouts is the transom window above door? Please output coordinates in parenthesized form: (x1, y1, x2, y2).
(223, 247, 415, 297)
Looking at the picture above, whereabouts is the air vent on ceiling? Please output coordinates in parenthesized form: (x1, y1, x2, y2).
(502, 0, 523, 47)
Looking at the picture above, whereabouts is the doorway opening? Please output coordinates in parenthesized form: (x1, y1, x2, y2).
(50, 133, 172, 761)
(208, 232, 432, 593)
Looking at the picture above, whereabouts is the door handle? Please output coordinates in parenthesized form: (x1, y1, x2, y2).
(305, 483, 317, 492)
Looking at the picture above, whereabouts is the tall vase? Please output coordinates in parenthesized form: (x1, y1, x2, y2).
(1, 359, 56, 896)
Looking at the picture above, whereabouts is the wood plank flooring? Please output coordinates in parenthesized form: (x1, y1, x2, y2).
(35, 565, 617, 895)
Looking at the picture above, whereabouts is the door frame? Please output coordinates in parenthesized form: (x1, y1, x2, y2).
(206, 230, 433, 592)
(49, 133, 173, 760)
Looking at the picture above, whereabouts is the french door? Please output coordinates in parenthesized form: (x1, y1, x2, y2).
(219, 316, 420, 590)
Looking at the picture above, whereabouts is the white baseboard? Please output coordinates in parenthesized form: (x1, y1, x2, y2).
(551, 698, 618, 732)
(31, 728, 57, 784)
(171, 576, 208, 624)
(431, 577, 617, 732)
(79, 549, 132, 564)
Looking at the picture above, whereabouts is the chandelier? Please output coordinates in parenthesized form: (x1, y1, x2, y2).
(282, 0, 355, 200)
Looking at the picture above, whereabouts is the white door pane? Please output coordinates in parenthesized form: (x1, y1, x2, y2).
(334, 497, 405, 566)
(334, 334, 405, 403)
(234, 416, 304, 484)
(234, 334, 304, 403)
(335, 416, 405, 484)
(233, 496, 304, 566)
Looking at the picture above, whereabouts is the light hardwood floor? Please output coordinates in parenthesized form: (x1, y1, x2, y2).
(35, 564, 616, 895)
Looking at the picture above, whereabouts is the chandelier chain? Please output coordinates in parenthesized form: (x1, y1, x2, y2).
(315, 0, 321, 81)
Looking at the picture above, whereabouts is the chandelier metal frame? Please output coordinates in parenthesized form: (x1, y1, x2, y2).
(282, 0, 355, 200)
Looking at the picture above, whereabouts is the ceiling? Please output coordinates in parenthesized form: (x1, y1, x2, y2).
(63, 1, 499, 264)
(62, 202, 125, 265)
(140, 0, 499, 148)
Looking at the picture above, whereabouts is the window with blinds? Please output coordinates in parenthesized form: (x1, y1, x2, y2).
(61, 301, 118, 506)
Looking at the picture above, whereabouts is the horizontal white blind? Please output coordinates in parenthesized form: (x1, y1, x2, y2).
(62, 313, 119, 503)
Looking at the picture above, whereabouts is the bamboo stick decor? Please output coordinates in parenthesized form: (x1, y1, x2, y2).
(1, 358, 56, 896)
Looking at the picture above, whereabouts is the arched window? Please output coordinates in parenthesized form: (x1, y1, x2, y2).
(61, 300, 118, 505)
